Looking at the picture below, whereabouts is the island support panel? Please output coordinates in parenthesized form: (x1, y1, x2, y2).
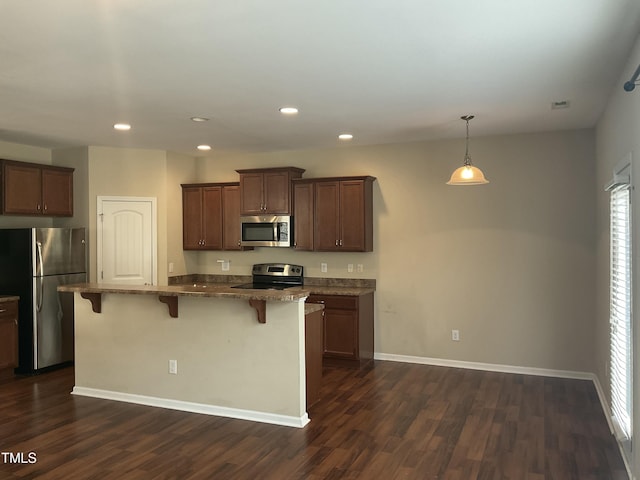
(72, 292, 308, 427)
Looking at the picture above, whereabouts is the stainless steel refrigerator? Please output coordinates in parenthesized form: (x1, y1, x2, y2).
(0, 228, 86, 373)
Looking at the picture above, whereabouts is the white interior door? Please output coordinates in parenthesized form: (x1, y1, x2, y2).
(97, 196, 157, 285)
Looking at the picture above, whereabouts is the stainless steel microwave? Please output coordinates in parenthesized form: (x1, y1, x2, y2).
(240, 215, 293, 247)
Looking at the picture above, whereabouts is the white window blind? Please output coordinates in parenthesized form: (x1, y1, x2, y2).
(610, 183, 632, 442)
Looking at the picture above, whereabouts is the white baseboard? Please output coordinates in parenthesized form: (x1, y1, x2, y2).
(374, 352, 635, 480)
(374, 352, 593, 380)
(72, 386, 310, 429)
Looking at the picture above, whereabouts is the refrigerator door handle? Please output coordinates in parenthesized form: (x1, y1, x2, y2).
(37, 276, 44, 312)
(36, 241, 44, 312)
(36, 241, 43, 276)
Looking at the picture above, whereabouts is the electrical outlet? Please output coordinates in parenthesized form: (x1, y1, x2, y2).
(169, 359, 178, 374)
(357, 264, 364, 272)
(321, 263, 327, 273)
(168, 262, 174, 273)
(451, 330, 460, 341)
(348, 264, 354, 272)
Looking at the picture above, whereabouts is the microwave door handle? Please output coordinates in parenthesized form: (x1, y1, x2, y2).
(274, 223, 279, 242)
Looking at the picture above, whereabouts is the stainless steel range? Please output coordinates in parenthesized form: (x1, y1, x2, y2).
(231, 263, 304, 290)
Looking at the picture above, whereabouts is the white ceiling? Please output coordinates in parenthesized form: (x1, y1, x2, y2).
(1, 0, 639, 156)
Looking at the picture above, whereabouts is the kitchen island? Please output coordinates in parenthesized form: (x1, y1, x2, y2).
(58, 282, 313, 428)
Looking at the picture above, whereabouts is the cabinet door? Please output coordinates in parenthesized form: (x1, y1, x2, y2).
(323, 309, 358, 359)
(202, 186, 223, 250)
(3, 163, 42, 214)
(182, 187, 204, 250)
(314, 181, 340, 251)
(0, 302, 18, 371)
(239, 173, 264, 215)
(339, 180, 366, 251)
(42, 168, 73, 216)
(263, 171, 290, 214)
(222, 185, 242, 250)
(293, 182, 314, 250)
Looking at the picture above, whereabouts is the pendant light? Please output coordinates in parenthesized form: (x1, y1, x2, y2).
(446, 115, 489, 185)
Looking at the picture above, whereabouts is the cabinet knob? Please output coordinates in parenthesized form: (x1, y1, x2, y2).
(339, 239, 343, 246)
(44, 204, 48, 212)
(37, 204, 41, 211)
(237, 241, 241, 246)
(335, 240, 338, 246)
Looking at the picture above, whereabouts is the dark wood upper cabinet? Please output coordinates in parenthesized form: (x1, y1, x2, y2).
(314, 181, 341, 251)
(182, 186, 205, 250)
(293, 181, 314, 250)
(1, 160, 74, 216)
(201, 186, 223, 250)
(222, 185, 243, 250)
(182, 182, 250, 251)
(308, 176, 375, 252)
(236, 167, 304, 215)
(41, 167, 74, 216)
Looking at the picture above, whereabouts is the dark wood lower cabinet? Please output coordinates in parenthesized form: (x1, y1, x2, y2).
(0, 299, 19, 378)
(307, 292, 374, 368)
(305, 307, 324, 409)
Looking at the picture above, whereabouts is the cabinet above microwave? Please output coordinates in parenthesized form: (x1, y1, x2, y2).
(236, 167, 304, 216)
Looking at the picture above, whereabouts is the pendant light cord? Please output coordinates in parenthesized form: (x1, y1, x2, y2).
(462, 115, 473, 166)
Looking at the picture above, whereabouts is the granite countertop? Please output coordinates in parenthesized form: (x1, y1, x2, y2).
(59, 276, 376, 303)
(58, 283, 310, 302)
(0, 295, 19, 303)
(305, 303, 324, 315)
(169, 275, 376, 297)
(288, 285, 375, 296)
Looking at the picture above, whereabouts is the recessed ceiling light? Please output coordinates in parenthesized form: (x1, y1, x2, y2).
(338, 133, 353, 140)
(197, 145, 212, 151)
(551, 100, 570, 110)
(113, 123, 131, 131)
(279, 107, 299, 115)
(190, 117, 209, 122)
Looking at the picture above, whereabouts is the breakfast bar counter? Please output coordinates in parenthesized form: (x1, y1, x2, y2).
(58, 282, 312, 428)
(59, 282, 311, 324)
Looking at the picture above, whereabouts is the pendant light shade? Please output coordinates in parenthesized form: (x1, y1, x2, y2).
(446, 115, 489, 185)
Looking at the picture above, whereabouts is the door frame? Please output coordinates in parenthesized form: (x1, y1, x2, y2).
(96, 195, 158, 286)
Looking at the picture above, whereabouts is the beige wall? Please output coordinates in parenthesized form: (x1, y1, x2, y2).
(596, 33, 640, 474)
(87, 146, 170, 284)
(191, 130, 597, 372)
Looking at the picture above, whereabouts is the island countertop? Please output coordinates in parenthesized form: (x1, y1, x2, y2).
(58, 282, 311, 302)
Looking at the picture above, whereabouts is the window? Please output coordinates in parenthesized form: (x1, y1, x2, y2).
(607, 155, 632, 453)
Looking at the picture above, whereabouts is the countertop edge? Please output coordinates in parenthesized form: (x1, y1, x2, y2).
(58, 283, 311, 302)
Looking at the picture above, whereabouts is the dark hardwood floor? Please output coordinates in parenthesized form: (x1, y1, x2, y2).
(0, 362, 628, 479)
